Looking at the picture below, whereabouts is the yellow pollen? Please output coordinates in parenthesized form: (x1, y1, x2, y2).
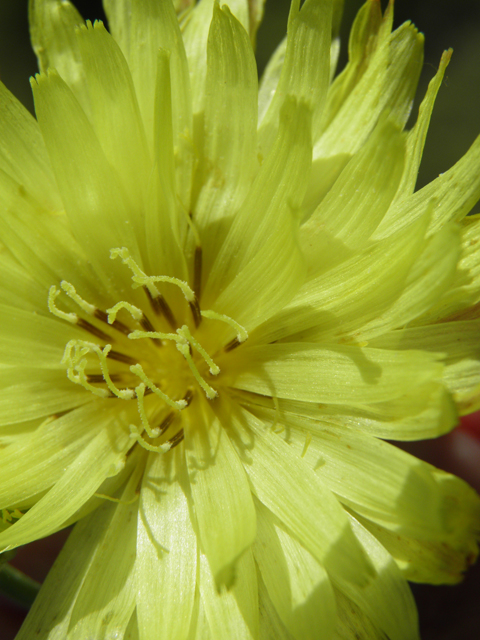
(48, 285, 78, 323)
(107, 301, 143, 323)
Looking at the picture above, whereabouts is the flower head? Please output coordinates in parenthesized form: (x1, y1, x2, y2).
(1, 0, 480, 638)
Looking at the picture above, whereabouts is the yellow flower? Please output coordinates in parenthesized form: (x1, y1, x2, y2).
(0, 0, 479, 638)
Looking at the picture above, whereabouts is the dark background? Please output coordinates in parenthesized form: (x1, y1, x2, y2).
(0, 1, 479, 638)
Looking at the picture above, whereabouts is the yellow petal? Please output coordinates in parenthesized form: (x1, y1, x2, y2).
(136, 446, 197, 640)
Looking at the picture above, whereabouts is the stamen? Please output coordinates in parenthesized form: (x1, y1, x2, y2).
(86, 373, 121, 384)
(61, 281, 96, 315)
(139, 314, 157, 334)
(201, 309, 248, 344)
(130, 363, 187, 410)
(107, 350, 136, 365)
(224, 337, 241, 352)
(129, 423, 172, 453)
(76, 317, 112, 342)
(107, 301, 143, 324)
(176, 341, 218, 399)
(94, 309, 131, 336)
(135, 383, 160, 438)
(144, 287, 177, 329)
(48, 286, 77, 323)
(168, 428, 184, 449)
(189, 297, 202, 328)
(177, 325, 220, 375)
(158, 412, 175, 435)
(183, 389, 194, 407)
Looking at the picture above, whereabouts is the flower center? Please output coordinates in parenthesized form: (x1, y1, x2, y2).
(48, 247, 248, 454)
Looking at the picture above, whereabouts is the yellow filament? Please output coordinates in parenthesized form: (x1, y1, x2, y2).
(48, 286, 77, 323)
(129, 423, 172, 453)
(107, 300, 143, 324)
(176, 342, 218, 399)
(177, 325, 220, 375)
(130, 363, 187, 410)
(135, 383, 160, 438)
(61, 281, 96, 315)
(201, 309, 248, 343)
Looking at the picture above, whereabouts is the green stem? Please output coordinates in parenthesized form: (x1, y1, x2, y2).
(0, 564, 41, 609)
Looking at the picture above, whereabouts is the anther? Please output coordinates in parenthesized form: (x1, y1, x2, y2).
(139, 314, 157, 334)
(168, 429, 185, 449)
(189, 297, 202, 328)
(94, 309, 131, 336)
(158, 412, 175, 436)
(183, 389, 194, 407)
(144, 287, 177, 330)
(86, 373, 121, 384)
(107, 350, 136, 365)
(224, 337, 241, 352)
(77, 317, 113, 342)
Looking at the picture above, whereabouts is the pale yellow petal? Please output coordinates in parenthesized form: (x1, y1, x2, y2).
(184, 401, 256, 588)
(67, 471, 139, 639)
(258, 0, 333, 157)
(193, 2, 258, 278)
(0, 413, 131, 550)
(199, 549, 258, 640)
(0, 81, 60, 211)
(335, 516, 419, 640)
(227, 342, 443, 405)
(136, 445, 197, 640)
(254, 499, 336, 640)
(29, 0, 89, 117)
(203, 96, 310, 333)
(300, 118, 406, 272)
(233, 407, 374, 588)
(31, 70, 142, 294)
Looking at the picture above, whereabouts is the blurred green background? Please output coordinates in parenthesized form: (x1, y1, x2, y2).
(0, 0, 479, 193)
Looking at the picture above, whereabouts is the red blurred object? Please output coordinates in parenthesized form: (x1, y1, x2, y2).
(460, 410, 480, 440)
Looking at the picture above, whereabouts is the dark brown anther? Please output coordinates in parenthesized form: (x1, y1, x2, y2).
(168, 429, 184, 449)
(194, 245, 202, 301)
(106, 350, 136, 365)
(140, 314, 156, 334)
(189, 297, 202, 328)
(77, 318, 112, 342)
(158, 412, 175, 436)
(183, 389, 194, 407)
(94, 309, 131, 336)
(224, 337, 241, 352)
(144, 287, 177, 330)
(86, 373, 122, 384)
